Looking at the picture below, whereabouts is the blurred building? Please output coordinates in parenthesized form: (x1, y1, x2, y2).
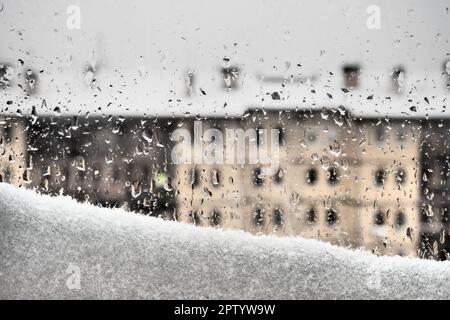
(23, 116, 175, 215)
(1, 56, 450, 259)
(172, 109, 421, 257)
(0, 117, 26, 187)
(0, 110, 448, 258)
(420, 120, 450, 260)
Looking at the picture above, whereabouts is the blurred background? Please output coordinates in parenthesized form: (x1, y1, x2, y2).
(1, 0, 449, 259)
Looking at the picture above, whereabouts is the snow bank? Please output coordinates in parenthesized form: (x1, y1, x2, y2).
(0, 183, 449, 300)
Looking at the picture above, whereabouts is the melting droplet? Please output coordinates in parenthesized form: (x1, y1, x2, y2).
(131, 181, 142, 198)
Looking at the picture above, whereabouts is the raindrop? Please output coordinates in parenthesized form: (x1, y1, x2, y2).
(75, 156, 85, 171)
(329, 140, 341, 156)
(53, 106, 61, 115)
(211, 169, 220, 187)
(131, 181, 142, 198)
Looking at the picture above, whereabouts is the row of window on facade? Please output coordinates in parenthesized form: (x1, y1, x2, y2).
(187, 207, 406, 229)
(189, 167, 407, 188)
(188, 61, 450, 94)
(3, 60, 450, 96)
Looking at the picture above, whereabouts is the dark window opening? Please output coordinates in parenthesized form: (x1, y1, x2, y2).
(254, 208, 265, 227)
(273, 168, 283, 184)
(397, 128, 406, 141)
(275, 126, 284, 145)
(375, 169, 386, 186)
(375, 125, 386, 142)
(342, 64, 360, 88)
(443, 60, 450, 88)
(221, 65, 240, 90)
(392, 66, 405, 92)
(256, 127, 263, 146)
(396, 211, 406, 228)
(25, 69, 38, 94)
(210, 209, 221, 227)
(272, 209, 283, 228)
(77, 171, 85, 182)
(327, 208, 338, 225)
(252, 167, 264, 186)
(327, 167, 339, 185)
(4, 126, 12, 142)
(4, 168, 11, 182)
(374, 211, 385, 226)
(306, 208, 317, 224)
(306, 168, 317, 185)
(0, 64, 12, 89)
(396, 169, 406, 185)
(190, 210, 202, 226)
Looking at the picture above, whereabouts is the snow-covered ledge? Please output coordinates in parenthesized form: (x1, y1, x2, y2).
(0, 183, 448, 300)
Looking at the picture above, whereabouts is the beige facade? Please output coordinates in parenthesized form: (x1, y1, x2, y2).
(357, 121, 420, 256)
(173, 110, 421, 257)
(0, 112, 422, 257)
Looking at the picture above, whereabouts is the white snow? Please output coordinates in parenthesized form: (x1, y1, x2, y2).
(0, 182, 449, 300)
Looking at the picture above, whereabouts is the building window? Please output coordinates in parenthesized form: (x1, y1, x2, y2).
(272, 209, 283, 229)
(342, 64, 360, 88)
(392, 66, 405, 93)
(327, 167, 339, 185)
(273, 168, 283, 184)
(253, 208, 265, 228)
(210, 209, 221, 227)
(395, 168, 406, 185)
(252, 167, 264, 186)
(112, 165, 121, 182)
(444, 60, 450, 88)
(306, 168, 317, 185)
(375, 125, 387, 142)
(221, 63, 240, 91)
(185, 70, 195, 96)
(306, 208, 317, 224)
(4, 125, 12, 142)
(0, 64, 13, 90)
(374, 211, 385, 226)
(396, 127, 406, 141)
(275, 126, 284, 145)
(2, 169, 10, 182)
(25, 69, 38, 94)
(375, 169, 386, 186)
(326, 208, 338, 225)
(396, 211, 406, 228)
(256, 127, 263, 146)
(190, 210, 202, 226)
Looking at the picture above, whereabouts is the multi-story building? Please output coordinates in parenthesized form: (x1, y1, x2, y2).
(25, 116, 175, 215)
(357, 119, 421, 257)
(172, 109, 422, 256)
(420, 120, 450, 260)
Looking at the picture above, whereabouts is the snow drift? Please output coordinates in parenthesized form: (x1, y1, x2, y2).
(0, 183, 449, 300)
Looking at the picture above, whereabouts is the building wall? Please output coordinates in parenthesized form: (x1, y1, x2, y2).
(0, 113, 440, 259)
(173, 110, 422, 257)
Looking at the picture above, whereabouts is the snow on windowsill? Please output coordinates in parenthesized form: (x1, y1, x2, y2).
(0, 183, 448, 300)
